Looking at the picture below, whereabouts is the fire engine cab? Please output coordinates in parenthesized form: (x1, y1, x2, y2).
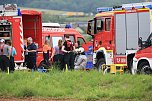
(87, 2, 152, 72)
(132, 33, 152, 74)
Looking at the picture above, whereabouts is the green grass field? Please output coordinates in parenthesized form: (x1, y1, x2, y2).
(0, 70, 152, 101)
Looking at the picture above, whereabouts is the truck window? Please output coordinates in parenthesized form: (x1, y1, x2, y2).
(45, 36, 50, 41)
(90, 20, 95, 35)
(77, 37, 86, 47)
(65, 35, 75, 43)
(87, 20, 94, 35)
(96, 18, 104, 34)
(105, 18, 111, 31)
(52, 36, 63, 47)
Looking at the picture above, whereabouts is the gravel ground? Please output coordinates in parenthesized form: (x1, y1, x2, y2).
(0, 97, 80, 101)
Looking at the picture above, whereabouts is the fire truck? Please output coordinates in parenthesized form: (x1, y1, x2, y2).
(132, 33, 152, 74)
(36, 26, 92, 68)
(0, 4, 42, 66)
(87, 2, 152, 72)
(42, 27, 87, 48)
(0, 4, 92, 69)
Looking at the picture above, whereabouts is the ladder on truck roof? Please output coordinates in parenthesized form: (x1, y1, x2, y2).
(97, 2, 152, 13)
(122, 2, 152, 10)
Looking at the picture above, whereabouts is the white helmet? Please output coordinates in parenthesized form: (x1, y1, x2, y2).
(78, 47, 84, 53)
(75, 48, 79, 52)
(0, 39, 5, 43)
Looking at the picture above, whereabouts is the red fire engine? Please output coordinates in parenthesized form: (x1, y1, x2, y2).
(132, 33, 152, 74)
(36, 26, 92, 67)
(0, 4, 93, 69)
(0, 4, 42, 67)
(87, 2, 152, 72)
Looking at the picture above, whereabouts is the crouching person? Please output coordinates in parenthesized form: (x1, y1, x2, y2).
(74, 47, 87, 70)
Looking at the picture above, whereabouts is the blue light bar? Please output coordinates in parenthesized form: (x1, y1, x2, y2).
(146, 5, 152, 9)
(96, 2, 152, 13)
(96, 7, 113, 13)
(122, 2, 152, 10)
(114, 8, 123, 11)
(17, 8, 21, 16)
(143, 2, 152, 9)
(65, 24, 72, 28)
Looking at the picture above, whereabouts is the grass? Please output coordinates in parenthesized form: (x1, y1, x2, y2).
(0, 70, 152, 101)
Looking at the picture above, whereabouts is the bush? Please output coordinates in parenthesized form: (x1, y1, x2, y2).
(18, 88, 35, 97)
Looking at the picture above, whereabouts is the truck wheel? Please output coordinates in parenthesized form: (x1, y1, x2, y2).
(96, 58, 105, 71)
(138, 62, 152, 74)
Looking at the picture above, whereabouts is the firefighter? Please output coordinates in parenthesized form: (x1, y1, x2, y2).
(6, 41, 17, 72)
(62, 35, 75, 70)
(74, 47, 87, 70)
(0, 39, 11, 72)
(26, 37, 37, 71)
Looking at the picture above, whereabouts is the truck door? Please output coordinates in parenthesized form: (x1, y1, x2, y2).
(94, 17, 113, 50)
(12, 17, 24, 63)
(102, 17, 113, 50)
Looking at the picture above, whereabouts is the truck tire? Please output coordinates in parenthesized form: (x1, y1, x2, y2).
(138, 62, 152, 74)
(96, 58, 105, 71)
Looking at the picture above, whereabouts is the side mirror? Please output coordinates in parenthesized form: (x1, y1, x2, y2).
(138, 37, 142, 48)
(87, 20, 93, 35)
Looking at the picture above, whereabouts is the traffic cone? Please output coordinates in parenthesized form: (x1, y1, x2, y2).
(65, 64, 68, 72)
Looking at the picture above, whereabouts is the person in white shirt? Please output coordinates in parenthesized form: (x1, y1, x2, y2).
(74, 47, 87, 70)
